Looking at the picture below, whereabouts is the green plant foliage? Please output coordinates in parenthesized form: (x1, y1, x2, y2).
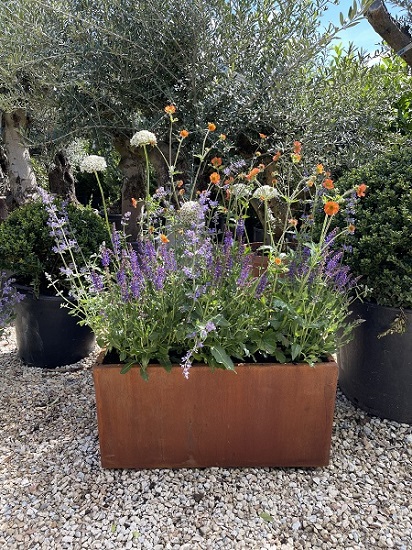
(0, 200, 109, 294)
(333, 142, 412, 308)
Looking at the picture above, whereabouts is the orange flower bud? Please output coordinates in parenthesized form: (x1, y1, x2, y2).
(272, 151, 281, 162)
(160, 234, 170, 243)
(180, 129, 189, 138)
(131, 198, 138, 208)
(219, 133, 227, 140)
(208, 122, 216, 132)
(356, 183, 367, 197)
(293, 140, 302, 154)
(246, 167, 261, 180)
(164, 105, 176, 114)
(211, 157, 222, 167)
(316, 163, 324, 174)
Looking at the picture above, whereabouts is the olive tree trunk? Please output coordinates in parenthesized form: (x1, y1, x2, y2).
(48, 150, 79, 203)
(1, 109, 37, 206)
(366, 1, 412, 68)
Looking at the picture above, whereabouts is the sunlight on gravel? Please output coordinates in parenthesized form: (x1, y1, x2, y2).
(0, 327, 411, 549)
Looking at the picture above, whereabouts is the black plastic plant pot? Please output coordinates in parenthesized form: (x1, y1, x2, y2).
(338, 301, 412, 424)
(14, 288, 95, 368)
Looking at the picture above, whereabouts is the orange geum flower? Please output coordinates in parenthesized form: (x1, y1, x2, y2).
(164, 105, 176, 115)
(209, 172, 221, 184)
(160, 234, 170, 243)
(219, 133, 227, 140)
(259, 133, 267, 139)
(316, 163, 324, 174)
(356, 183, 367, 197)
(179, 129, 189, 138)
(208, 122, 216, 132)
(293, 141, 302, 154)
(291, 153, 301, 163)
(176, 180, 184, 188)
(288, 218, 298, 227)
(273, 257, 282, 266)
(272, 151, 281, 162)
(246, 167, 261, 180)
(307, 177, 315, 188)
(324, 201, 340, 216)
(322, 178, 334, 190)
(211, 157, 222, 167)
(178, 188, 185, 196)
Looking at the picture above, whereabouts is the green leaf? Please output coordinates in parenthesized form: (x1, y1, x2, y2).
(210, 345, 235, 371)
(158, 355, 172, 372)
(291, 343, 302, 361)
(120, 361, 134, 374)
(274, 350, 286, 363)
(260, 512, 274, 523)
(212, 314, 230, 327)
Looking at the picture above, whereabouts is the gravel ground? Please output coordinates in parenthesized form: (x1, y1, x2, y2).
(0, 326, 411, 550)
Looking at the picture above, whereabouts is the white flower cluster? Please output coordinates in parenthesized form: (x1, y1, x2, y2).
(130, 130, 157, 147)
(231, 183, 251, 198)
(253, 185, 278, 200)
(178, 201, 202, 225)
(79, 155, 107, 173)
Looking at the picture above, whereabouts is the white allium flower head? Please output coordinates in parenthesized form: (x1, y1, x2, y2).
(130, 130, 157, 147)
(253, 185, 278, 200)
(231, 183, 251, 198)
(178, 201, 202, 224)
(79, 155, 107, 173)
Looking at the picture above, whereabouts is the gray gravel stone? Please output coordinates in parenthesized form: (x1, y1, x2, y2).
(1, 326, 411, 549)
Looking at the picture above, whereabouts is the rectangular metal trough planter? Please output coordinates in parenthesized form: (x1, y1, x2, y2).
(92, 353, 338, 469)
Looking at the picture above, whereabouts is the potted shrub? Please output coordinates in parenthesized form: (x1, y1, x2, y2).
(333, 143, 412, 424)
(0, 197, 108, 367)
(45, 109, 365, 468)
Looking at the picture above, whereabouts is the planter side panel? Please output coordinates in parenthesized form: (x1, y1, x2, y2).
(338, 301, 412, 424)
(93, 361, 338, 469)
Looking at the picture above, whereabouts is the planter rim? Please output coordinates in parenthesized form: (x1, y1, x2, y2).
(355, 299, 412, 315)
(95, 349, 336, 369)
(12, 283, 62, 300)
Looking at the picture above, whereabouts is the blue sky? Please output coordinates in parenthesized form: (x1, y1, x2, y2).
(320, 1, 402, 54)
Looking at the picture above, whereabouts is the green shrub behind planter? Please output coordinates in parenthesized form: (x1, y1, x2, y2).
(0, 199, 108, 295)
(334, 142, 412, 309)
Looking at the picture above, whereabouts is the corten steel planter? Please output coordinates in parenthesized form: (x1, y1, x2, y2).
(93, 353, 338, 469)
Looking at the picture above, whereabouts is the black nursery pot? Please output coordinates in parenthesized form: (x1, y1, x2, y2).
(338, 301, 412, 424)
(14, 288, 95, 368)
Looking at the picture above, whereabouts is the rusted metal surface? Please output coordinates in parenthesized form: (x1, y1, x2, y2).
(93, 355, 338, 469)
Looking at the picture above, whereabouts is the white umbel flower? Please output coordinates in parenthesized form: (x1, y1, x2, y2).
(231, 183, 251, 198)
(178, 201, 202, 224)
(253, 185, 278, 200)
(79, 155, 107, 173)
(130, 130, 157, 147)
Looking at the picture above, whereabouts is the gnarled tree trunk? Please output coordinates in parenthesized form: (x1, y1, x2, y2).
(1, 109, 37, 206)
(48, 150, 78, 204)
(366, 1, 412, 68)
